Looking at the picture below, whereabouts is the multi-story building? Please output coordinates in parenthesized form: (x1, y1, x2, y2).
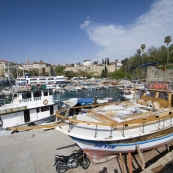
(21, 59, 47, 70)
(0, 60, 16, 79)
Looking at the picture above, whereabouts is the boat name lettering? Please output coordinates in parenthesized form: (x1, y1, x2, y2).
(19, 98, 32, 102)
(94, 144, 116, 149)
(19, 97, 41, 102)
(34, 97, 41, 101)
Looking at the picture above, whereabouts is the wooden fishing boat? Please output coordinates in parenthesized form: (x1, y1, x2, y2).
(53, 89, 173, 163)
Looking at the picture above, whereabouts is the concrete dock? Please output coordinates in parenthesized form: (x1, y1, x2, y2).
(0, 129, 173, 173)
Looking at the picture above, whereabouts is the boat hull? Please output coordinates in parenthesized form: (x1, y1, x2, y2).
(70, 133, 173, 163)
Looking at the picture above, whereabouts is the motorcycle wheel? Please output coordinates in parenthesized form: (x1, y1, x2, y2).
(55, 161, 67, 173)
(81, 157, 90, 169)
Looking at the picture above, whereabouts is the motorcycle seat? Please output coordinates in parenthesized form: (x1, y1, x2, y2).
(57, 155, 69, 161)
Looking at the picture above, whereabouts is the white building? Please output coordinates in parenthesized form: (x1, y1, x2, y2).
(83, 60, 91, 66)
(115, 60, 122, 67)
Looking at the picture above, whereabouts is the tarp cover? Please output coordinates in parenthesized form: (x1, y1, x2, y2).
(78, 98, 94, 105)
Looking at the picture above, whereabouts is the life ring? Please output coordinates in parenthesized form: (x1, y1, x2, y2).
(27, 85, 32, 90)
(43, 100, 48, 105)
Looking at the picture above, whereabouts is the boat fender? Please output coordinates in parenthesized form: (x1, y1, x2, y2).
(43, 100, 48, 105)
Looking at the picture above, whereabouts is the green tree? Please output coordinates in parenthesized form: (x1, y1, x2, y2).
(135, 68, 142, 81)
(54, 65, 66, 75)
(137, 49, 141, 55)
(164, 35, 172, 65)
(42, 67, 46, 76)
(65, 70, 76, 79)
(121, 58, 129, 72)
(110, 70, 131, 80)
(141, 44, 146, 52)
(170, 44, 173, 63)
(106, 57, 110, 65)
(141, 44, 146, 64)
(101, 69, 106, 78)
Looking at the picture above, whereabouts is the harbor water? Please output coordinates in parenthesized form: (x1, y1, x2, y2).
(0, 85, 125, 103)
(55, 87, 124, 102)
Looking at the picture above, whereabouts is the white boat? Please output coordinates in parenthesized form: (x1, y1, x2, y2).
(63, 98, 78, 108)
(75, 85, 82, 91)
(0, 88, 60, 129)
(103, 97, 114, 102)
(47, 84, 65, 93)
(55, 92, 173, 163)
(16, 76, 66, 85)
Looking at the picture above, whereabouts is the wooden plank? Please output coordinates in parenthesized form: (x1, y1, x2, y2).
(141, 96, 169, 108)
(64, 106, 70, 120)
(136, 145, 145, 170)
(87, 112, 118, 124)
(55, 109, 173, 127)
(128, 153, 133, 173)
(151, 165, 164, 173)
(168, 92, 172, 108)
(166, 143, 170, 152)
(119, 153, 126, 173)
(155, 92, 159, 98)
(5, 123, 64, 131)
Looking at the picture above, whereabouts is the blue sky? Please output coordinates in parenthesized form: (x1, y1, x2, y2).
(0, 0, 173, 65)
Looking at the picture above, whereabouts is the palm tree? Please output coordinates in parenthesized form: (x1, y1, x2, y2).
(137, 49, 141, 65)
(164, 35, 172, 65)
(141, 44, 146, 64)
(137, 49, 141, 55)
(141, 44, 146, 52)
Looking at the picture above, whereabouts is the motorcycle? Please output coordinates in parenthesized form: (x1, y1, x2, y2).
(54, 148, 90, 173)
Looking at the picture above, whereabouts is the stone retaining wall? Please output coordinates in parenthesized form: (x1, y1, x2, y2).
(146, 66, 173, 81)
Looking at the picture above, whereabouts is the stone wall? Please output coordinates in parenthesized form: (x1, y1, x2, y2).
(65, 64, 120, 76)
(146, 66, 173, 81)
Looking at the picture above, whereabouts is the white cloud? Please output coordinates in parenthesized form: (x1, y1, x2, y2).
(80, 0, 173, 61)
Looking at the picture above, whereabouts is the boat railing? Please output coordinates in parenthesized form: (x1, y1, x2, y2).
(55, 107, 173, 138)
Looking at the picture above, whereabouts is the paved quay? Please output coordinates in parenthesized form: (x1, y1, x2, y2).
(0, 129, 173, 173)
